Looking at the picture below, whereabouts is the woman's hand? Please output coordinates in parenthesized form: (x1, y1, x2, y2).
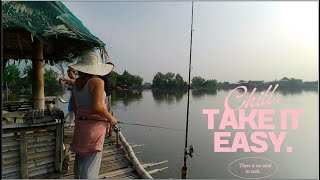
(109, 117, 118, 125)
(58, 78, 64, 85)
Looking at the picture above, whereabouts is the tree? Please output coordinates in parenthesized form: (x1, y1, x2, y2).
(238, 80, 246, 84)
(108, 71, 118, 87)
(152, 72, 188, 89)
(165, 72, 175, 87)
(152, 72, 166, 88)
(191, 76, 217, 89)
(3, 64, 21, 89)
(112, 70, 143, 89)
(20, 65, 32, 89)
(204, 79, 217, 89)
(44, 68, 59, 90)
(191, 76, 206, 88)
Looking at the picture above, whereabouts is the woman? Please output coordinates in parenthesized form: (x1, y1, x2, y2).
(60, 68, 76, 127)
(69, 52, 118, 179)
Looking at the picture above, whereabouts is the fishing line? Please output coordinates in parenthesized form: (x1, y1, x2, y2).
(118, 121, 184, 132)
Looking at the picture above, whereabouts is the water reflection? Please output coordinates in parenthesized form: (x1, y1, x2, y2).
(110, 90, 143, 106)
(277, 88, 318, 96)
(151, 90, 187, 105)
(2, 89, 63, 102)
(224, 87, 317, 97)
(191, 88, 217, 99)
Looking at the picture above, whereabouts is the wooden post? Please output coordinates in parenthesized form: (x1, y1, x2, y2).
(55, 123, 63, 172)
(32, 38, 45, 110)
(6, 81, 9, 101)
(20, 131, 28, 178)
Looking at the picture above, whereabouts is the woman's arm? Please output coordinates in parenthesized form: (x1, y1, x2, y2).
(62, 78, 76, 85)
(90, 77, 118, 125)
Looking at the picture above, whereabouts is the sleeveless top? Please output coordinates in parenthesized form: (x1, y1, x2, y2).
(71, 78, 108, 156)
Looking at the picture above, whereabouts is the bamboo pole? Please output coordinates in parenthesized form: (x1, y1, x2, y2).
(32, 38, 45, 110)
(2, 164, 20, 175)
(118, 131, 153, 179)
(2, 145, 20, 153)
(27, 129, 55, 137)
(99, 162, 130, 172)
(3, 150, 20, 159)
(3, 156, 20, 166)
(2, 134, 20, 141)
(26, 135, 56, 144)
(28, 163, 55, 178)
(142, 160, 169, 169)
(28, 145, 56, 154)
(131, 144, 144, 148)
(69, 160, 130, 174)
(120, 174, 139, 179)
(2, 172, 21, 179)
(28, 157, 55, 168)
(28, 162, 54, 172)
(27, 151, 55, 161)
(103, 148, 125, 155)
(148, 167, 169, 175)
(99, 167, 135, 178)
(3, 122, 57, 131)
(20, 131, 28, 178)
(27, 141, 55, 148)
(2, 141, 20, 148)
(66, 157, 129, 173)
(112, 171, 139, 179)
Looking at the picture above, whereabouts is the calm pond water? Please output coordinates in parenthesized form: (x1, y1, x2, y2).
(3, 88, 318, 179)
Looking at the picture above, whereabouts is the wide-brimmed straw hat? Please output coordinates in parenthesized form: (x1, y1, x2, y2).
(69, 52, 114, 76)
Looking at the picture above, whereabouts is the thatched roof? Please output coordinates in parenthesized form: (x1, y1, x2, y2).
(2, 1, 106, 62)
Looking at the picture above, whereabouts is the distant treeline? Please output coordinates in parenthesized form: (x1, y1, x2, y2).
(148, 72, 318, 91)
(3, 63, 143, 91)
(218, 77, 318, 90)
(3, 62, 317, 92)
(150, 72, 218, 90)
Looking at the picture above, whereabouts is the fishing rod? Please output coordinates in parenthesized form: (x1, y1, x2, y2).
(182, 1, 195, 179)
(118, 121, 184, 132)
(58, 97, 68, 103)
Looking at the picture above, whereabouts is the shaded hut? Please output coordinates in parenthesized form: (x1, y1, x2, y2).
(2, 1, 108, 178)
(3, 1, 108, 110)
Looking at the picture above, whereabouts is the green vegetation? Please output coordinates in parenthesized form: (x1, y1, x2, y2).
(152, 72, 187, 90)
(3, 64, 21, 89)
(44, 68, 60, 90)
(20, 65, 32, 89)
(3, 63, 60, 91)
(4, 62, 317, 94)
(191, 76, 218, 89)
(108, 70, 143, 89)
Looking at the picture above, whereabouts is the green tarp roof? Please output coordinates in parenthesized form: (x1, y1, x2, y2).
(2, 1, 106, 61)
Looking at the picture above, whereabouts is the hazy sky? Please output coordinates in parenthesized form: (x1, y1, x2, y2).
(63, 1, 318, 83)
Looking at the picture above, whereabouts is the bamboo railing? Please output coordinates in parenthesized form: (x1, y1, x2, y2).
(114, 126, 154, 179)
(2, 109, 64, 179)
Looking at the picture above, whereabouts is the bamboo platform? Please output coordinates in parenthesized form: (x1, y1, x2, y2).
(62, 127, 168, 179)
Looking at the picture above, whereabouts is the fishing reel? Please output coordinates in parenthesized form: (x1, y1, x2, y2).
(113, 125, 121, 132)
(185, 145, 195, 158)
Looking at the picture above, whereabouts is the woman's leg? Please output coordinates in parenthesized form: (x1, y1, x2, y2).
(74, 154, 82, 179)
(69, 111, 75, 124)
(79, 152, 103, 179)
